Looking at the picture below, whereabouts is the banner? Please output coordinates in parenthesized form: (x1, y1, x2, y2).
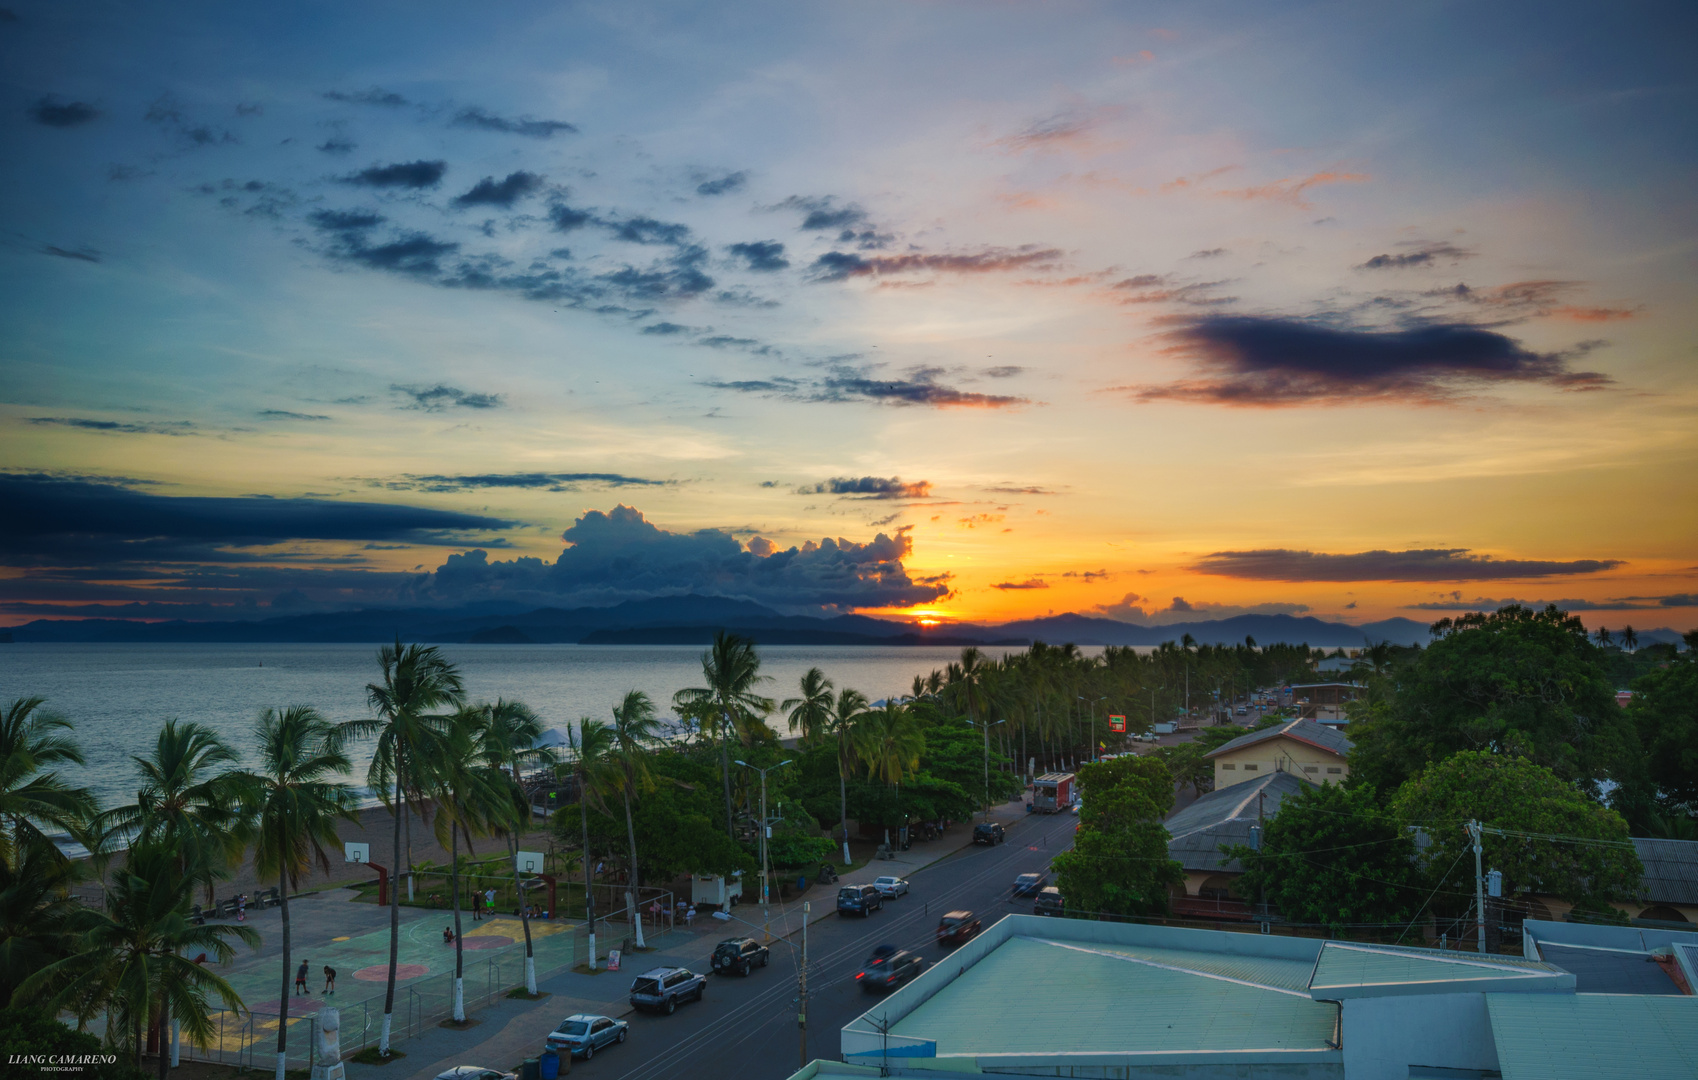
(1107, 714, 1126, 732)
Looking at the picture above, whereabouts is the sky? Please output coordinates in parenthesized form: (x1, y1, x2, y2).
(2, 0, 1696, 630)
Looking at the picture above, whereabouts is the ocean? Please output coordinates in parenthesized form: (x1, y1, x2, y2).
(0, 642, 1042, 809)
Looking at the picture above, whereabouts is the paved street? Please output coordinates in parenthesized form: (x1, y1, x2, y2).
(362, 807, 1084, 1080)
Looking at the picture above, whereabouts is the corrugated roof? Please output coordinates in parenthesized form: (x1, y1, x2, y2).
(1487, 993, 1698, 1080)
(1164, 772, 1312, 873)
(1536, 943, 1687, 995)
(1204, 718, 1355, 760)
(1633, 837, 1698, 905)
(887, 935, 1338, 1056)
(1309, 942, 1571, 998)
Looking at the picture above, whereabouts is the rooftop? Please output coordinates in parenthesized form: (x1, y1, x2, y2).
(1163, 770, 1311, 873)
(1487, 993, 1698, 1080)
(1203, 717, 1355, 760)
(1634, 836, 1698, 906)
(1307, 940, 1573, 999)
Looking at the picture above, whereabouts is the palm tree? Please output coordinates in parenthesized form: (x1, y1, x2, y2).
(341, 640, 463, 1056)
(433, 706, 505, 1021)
(1594, 626, 1613, 647)
(951, 647, 993, 815)
(21, 842, 258, 1077)
(477, 698, 552, 995)
(566, 718, 616, 970)
(827, 688, 869, 864)
(0, 697, 96, 864)
(237, 707, 357, 1080)
(0, 832, 84, 1009)
(609, 691, 663, 949)
(784, 668, 835, 748)
(1622, 625, 1639, 651)
(674, 632, 773, 841)
(856, 701, 925, 850)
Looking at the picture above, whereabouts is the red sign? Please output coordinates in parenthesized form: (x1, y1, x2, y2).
(1108, 715, 1126, 733)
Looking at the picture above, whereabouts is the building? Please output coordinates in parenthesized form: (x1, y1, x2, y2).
(1287, 681, 1363, 725)
(1206, 717, 1353, 790)
(1163, 770, 1310, 913)
(1519, 836, 1698, 926)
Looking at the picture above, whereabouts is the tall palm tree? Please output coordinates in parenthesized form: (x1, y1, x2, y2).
(827, 688, 869, 864)
(0, 697, 96, 864)
(674, 632, 773, 841)
(237, 707, 357, 1080)
(856, 701, 925, 849)
(783, 668, 835, 748)
(951, 647, 993, 814)
(340, 640, 463, 1056)
(609, 691, 663, 949)
(21, 842, 258, 1078)
(0, 832, 84, 1009)
(477, 697, 552, 995)
(1622, 625, 1639, 651)
(434, 706, 505, 1021)
(1593, 626, 1613, 647)
(566, 718, 616, 970)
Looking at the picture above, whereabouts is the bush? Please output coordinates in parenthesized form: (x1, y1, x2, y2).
(0, 1008, 147, 1080)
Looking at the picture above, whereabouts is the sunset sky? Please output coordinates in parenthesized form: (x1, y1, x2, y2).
(3, 1, 1695, 630)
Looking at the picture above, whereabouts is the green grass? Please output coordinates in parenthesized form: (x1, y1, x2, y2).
(349, 1047, 405, 1065)
(505, 988, 550, 1000)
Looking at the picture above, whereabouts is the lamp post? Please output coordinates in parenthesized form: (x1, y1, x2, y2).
(1078, 695, 1106, 761)
(735, 758, 791, 942)
(964, 717, 1005, 817)
(713, 904, 810, 1067)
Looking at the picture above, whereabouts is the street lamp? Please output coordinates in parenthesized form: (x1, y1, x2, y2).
(713, 903, 812, 1067)
(1078, 695, 1106, 762)
(735, 758, 791, 941)
(963, 717, 1006, 818)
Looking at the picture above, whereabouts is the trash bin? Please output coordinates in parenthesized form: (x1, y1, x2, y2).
(797, 875, 807, 892)
(522, 1057, 541, 1080)
(540, 1049, 561, 1080)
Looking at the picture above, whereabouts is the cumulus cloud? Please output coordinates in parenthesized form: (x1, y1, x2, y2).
(390, 383, 503, 410)
(342, 159, 447, 189)
(992, 578, 1048, 590)
(607, 215, 693, 246)
(797, 476, 933, 500)
(727, 240, 789, 272)
(406, 504, 950, 612)
(29, 97, 100, 127)
(451, 106, 577, 138)
(1192, 547, 1623, 582)
(1123, 315, 1612, 406)
(372, 472, 670, 492)
(809, 246, 1064, 282)
(777, 195, 868, 231)
(452, 171, 544, 208)
(1358, 242, 1473, 270)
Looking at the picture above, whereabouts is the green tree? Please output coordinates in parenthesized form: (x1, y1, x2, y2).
(564, 717, 616, 970)
(1051, 756, 1182, 918)
(1619, 652, 1698, 825)
(674, 632, 774, 841)
(476, 698, 552, 994)
(341, 640, 463, 1055)
(1349, 605, 1625, 792)
(431, 706, 505, 1022)
(1153, 743, 1212, 798)
(0, 834, 84, 1008)
(236, 706, 357, 1080)
(825, 688, 868, 863)
(0, 1007, 146, 1080)
(1391, 751, 1643, 921)
(1223, 782, 1420, 931)
(857, 702, 925, 846)
(609, 690, 663, 948)
(0, 698, 96, 864)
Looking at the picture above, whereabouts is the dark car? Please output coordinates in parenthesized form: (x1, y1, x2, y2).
(711, 936, 770, 976)
(628, 967, 706, 1015)
(973, 822, 1006, 845)
(1034, 886, 1064, 917)
(837, 883, 883, 917)
(1012, 872, 1047, 897)
(855, 947, 925, 992)
(936, 910, 981, 946)
(545, 1013, 627, 1060)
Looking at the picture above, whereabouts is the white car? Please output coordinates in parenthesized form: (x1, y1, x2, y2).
(872, 875, 910, 898)
(434, 1069, 515, 1080)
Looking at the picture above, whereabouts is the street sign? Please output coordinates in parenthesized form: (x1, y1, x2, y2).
(1107, 715, 1126, 733)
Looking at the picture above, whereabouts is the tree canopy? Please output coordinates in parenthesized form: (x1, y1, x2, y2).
(1051, 756, 1182, 919)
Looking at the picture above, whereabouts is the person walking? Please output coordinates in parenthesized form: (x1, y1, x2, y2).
(295, 959, 310, 996)
(323, 966, 337, 995)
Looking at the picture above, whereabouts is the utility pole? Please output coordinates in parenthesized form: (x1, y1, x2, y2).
(799, 901, 809, 1067)
(736, 759, 791, 943)
(1467, 820, 1485, 953)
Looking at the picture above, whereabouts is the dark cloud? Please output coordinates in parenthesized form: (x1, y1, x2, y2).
(340, 233, 459, 275)
(1189, 248, 1227, 259)
(342, 159, 447, 189)
(597, 246, 714, 301)
(374, 472, 669, 493)
(986, 485, 1057, 495)
(29, 97, 100, 128)
(390, 383, 502, 410)
(405, 504, 948, 612)
(317, 137, 356, 155)
(1408, 592, 1698, 612)
(641, 322, 696, 336)
(1125, 315, 1612, 406)
(607, 215, 693, 246)
(809, 246, 1063, 282)
(1061, 569, 1108, 580)
(451, 107, 577, 139)
(777, 195, 868, 232)
(42, 245, 100, 263)
(107, 164, 149, 181)
(548, 202, 593, 232)
(257, 410, 331, 421)
(324, 87, 409, 107)
(696, 171, 747, 197)
(992, 578, 1048, 590)
(28, 417, 195, 435)
(309, 208, 384, 232)
(797, 477, 933, 500)
(235, 102, 263, 117)
(727, 240, 789, 272)
(452, 171, 544, 208)
(696, 335, 771, 353)
(983, 366, 1023, 378)
(816, 368, 1028, 409)
(1192, 548, 1623, 582)
(1359, 242, 1473, 270)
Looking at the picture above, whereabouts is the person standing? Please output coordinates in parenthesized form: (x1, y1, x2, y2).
(295, 959, 310, 996)
(323, 966, 337, 995)
(470, 889, 481, 921)
(485, 886, 496, 914)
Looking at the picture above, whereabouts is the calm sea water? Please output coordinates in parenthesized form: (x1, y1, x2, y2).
(0, 642, 1044, 809)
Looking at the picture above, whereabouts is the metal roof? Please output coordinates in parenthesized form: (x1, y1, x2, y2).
(1164, 771, 1312, 873)
(1487, 993, 1698, 1080)
(1204, 718, 1355, 760)
(885, 934, 1339, 1057)
(1308, 941, 1574, 999)
(1633, 837, 1698, 905)
(1536, 942, 1687, 995)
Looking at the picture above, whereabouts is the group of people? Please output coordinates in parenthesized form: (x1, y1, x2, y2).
(294, 961, 336, 996)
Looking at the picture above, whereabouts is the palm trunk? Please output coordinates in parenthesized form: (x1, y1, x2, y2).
(581, 784, 597, 971)
(156, 997, 169, 1080)
(510, 832, 536, 993)
(380, 776, 401, 1055)
(837, 755, 851, 865)
(275, 831, 292, 1080)
(719, 710, 735, 840)
(622, 788, 645, 948)
(133, 1007, 143, 1069)
(451, 820, 465, 1022)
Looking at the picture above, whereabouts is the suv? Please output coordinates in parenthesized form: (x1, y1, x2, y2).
(1034, 886, 1064, 917)
(628, 967, 705, 1015)
(855, 947, 925, 992)
(1012, 872, 1046, 897)
(837, 883, 883, 917)
(973, 822, 1005, 845)
(936, 910, 981, 946)
(710, 937, 770, 976)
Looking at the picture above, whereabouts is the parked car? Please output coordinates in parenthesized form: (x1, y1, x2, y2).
(628, 967, 706, 1015)
(936, 910, 981, 946)
(837, 883, 883, 917)
(873, 875, 910, 898)
(434, 1069, 515, 1080)
(1237, 706, 1248, 716)
(711, 936, 770, 976)
(1034, 886, 1064, 917)
(1012, 872, 1047, 897)
(855, 947, 926, 992)
(973, 822, 1006, 845)
(545, 1014, 627, 1060)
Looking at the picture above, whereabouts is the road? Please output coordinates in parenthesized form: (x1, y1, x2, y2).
(572, 809, 1081, 1080)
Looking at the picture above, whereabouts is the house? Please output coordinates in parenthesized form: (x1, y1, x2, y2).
(1205, 717, 1353, 790)
(1163, 770, 1311, 913)
(1288, 681, 1363, 725)
(1518, 836, 1698, 927)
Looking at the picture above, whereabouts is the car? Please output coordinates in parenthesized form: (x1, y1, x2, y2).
(872, 875, 910, 898)
(433, 1069, 515, 1080)
(1012, 872, 1047, 897)
(973, 822, 1006, 845)
(855, 947, 926, 992)
(545, 1013, 627, 1060)
(711, 936, 770, 976)
(1071, 801, 1082, 815)
(1034, 886, 1064, 917)
(628, 967, 705, 1015)
(1237, 706, 1248, 716)
(936, 910, 981, 946)
(837, 883, 883, 917)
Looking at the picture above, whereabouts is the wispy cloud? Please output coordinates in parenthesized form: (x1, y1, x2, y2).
(29, 97, 100, 128)
(451, 106, 577, 138)
(797, 476, 933, 499)
(390, 383, 503, 410)
(342, 160, 447, 189)
(373, 472, 669, 492)
(809, 246, 1064, 282)
(1193, 547, 1623, 582)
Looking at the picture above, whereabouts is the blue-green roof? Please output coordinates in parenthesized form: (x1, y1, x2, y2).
(1488, 993, 1698, 1080)
(1309, 942, 1573, 999)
